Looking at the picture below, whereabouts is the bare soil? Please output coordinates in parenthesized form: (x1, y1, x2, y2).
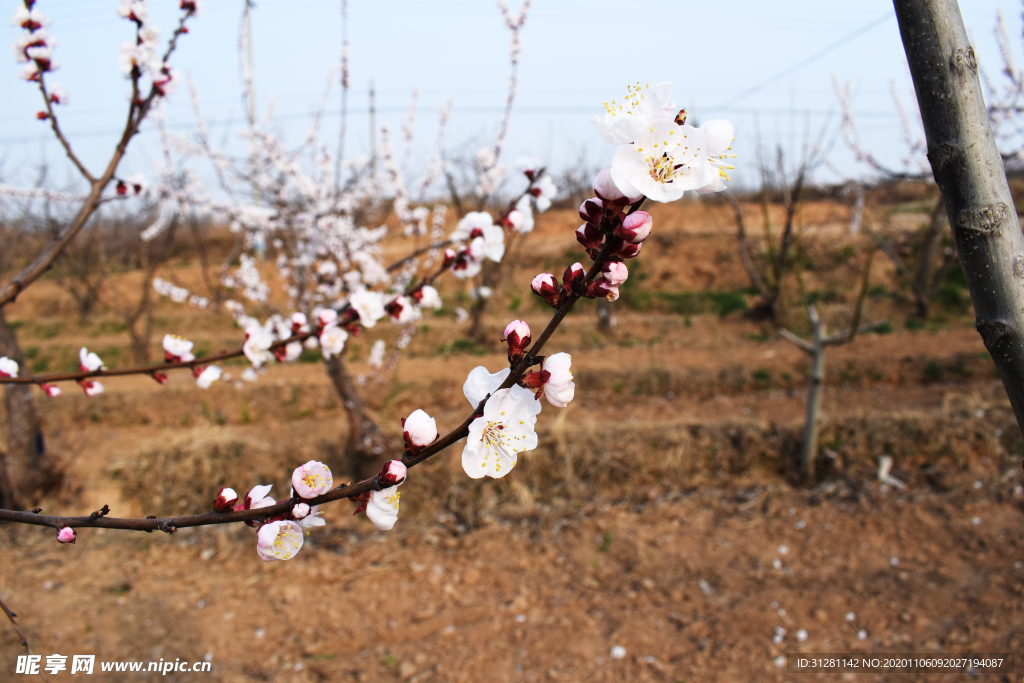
(2, 198, 1024, 682)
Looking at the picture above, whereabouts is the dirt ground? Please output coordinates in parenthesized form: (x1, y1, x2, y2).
(3, 196, 1024, 681)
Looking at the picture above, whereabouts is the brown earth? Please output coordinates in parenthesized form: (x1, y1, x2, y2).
(2, 197, 1024, 682)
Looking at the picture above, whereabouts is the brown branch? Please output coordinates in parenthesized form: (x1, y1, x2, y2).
(0, 198, 640, 534)
(37, 75, 93, 183)
(725, 190, 768, 297)
(386, 240, 451, 273)
(0, 9, 197, 308)
(0, 329, 318, 386)
(0, 595, 40, 682)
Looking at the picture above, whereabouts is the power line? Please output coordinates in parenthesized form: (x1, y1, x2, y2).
(714, 11, 896, 109)
(0, 104, 906, 147)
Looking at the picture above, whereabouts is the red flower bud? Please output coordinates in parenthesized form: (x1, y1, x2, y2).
(150, 372, 168, 384)
(531, 273, 560, 307)
(575, 223, 603, 259)
(562, 262, 586, 296)
(616, 241, 642, 259)
(379, 460, 408, 487)
(214, 487, 238, 512)
(35, 111, 49, 121)
(503, 320, 532, 364)
(579, 198, 604, 225)
(116, 181, 128, 196)
(442, 248, 457, 268)
(586, 276, 620, 302)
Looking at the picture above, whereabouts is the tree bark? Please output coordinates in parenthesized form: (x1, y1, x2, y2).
(894, 0, 1024, 435)
(800, 307, 826, 482)
(0, 308, 47, 507)
(324, 355, 390, 480)
(596, 298, 615, 333)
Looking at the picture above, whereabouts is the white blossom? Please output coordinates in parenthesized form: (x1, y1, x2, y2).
(464, 365, 511, 407)
(79, 347, 104, 372)
(319, 324, 348, 360)
(592, 81, 675, 145)
(195, 365, 222, 389)
(243, 325, 273, 367)
(541, 352, 574, 407)
(256, 520, 304, 561)
(0, 357, 18, 378)
(462, 384, 541, 479)
(349, 289, 386, 328)
(366, 485, 401, 530)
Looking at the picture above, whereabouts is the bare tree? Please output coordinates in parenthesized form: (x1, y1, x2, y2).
(779, 249, 885, 481)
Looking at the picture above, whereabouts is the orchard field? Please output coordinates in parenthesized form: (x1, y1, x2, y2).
(2, 193, 1023, 682)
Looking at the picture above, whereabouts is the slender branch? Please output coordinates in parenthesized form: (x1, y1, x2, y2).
(386, 240, 451, 273)
(0, 9, 196, 308)
(37, 75, 93, 182)
(0, 330, 317, 386)
(0, 595, 43, 681)
(0, 199, 639, 534)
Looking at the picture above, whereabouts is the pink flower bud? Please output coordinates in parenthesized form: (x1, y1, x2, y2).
(562, 262, 586, 294)
(586, 276, 620, 301)
(292, 502, 311, 519)
(615, 211, 652, 244)
(503, 319, 532, 363)
(602, 261, 628, 286)
(379, 459, 408, 487)
(616, 241, 642, 259)
(317, 308, 338, 330)
(579, 198, 604, 225)
(214, 487, 238, 512)
(575, 223, 603, 259)
(593, 167, 642, 208)
(290, 312, 307, 333)
(41, 383, 60, 398)
(442, 248, 458, 268)
(531, 273, 560, 308)
(292, 460, 333, 499)
(57, 526, 76, 544)
(402, 409, 438, 452)
(150, 372, 168, 384)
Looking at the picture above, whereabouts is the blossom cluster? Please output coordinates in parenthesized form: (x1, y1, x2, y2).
(593, 82, 735, 201)
(11, 1, 60, 90)
(115, 0, 179, 96)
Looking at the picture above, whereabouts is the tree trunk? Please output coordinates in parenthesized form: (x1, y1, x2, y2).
(894, 0, 1024, 435)
(324, 355, 390, 480)
(800, 308, 826, 482)
(911, 197, 948, 318)
(0, 308, 48, 507)
(596, 298, 615, 333)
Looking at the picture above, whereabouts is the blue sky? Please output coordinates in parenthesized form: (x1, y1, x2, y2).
(0, 0, 1017, 193)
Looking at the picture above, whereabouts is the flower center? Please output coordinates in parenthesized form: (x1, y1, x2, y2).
(302, 472, 324, 490)
(271, 525, 302, 559)
(603, 81, 654, 119)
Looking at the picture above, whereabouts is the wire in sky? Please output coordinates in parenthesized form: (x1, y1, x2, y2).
(714, 11, 895, 109)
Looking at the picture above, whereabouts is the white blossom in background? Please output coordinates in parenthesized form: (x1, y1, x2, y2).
(79, 348, 104, 372)
(462, 384, 541, 479)
(242, 325, 273, 367)
(81, 380, 104, 396)
(195, 365, 222, 389)
(0, 357, 18, 378)
(368, 339, 386, 368)
(162, 334, 194, 362)
(349, 289, 386, 328)
(319, 324, 348, 360)
(531, 174, 557, 212)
